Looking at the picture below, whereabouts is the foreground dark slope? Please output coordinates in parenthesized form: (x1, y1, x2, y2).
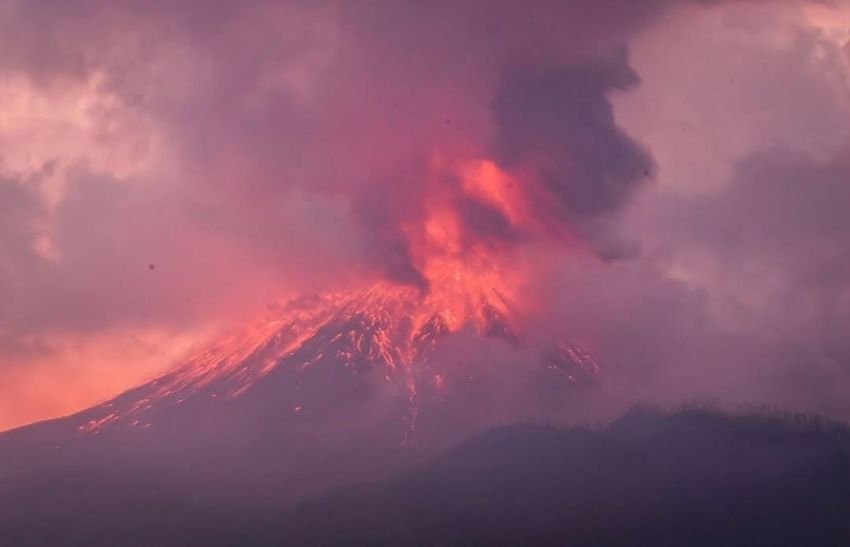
(286, 408, 850, 547)
(2, 408, 848, 546)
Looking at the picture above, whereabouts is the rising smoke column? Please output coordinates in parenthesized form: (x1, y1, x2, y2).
(2, 0, 848, 429)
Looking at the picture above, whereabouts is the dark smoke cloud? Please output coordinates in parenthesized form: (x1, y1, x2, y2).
(1, 0, 849, 428)
(455, 195, 520, 247)
(491, 54, 654, 229)
(0, 0, 676, 309)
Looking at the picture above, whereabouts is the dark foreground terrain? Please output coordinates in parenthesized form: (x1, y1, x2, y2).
(2, 407, 849, 546)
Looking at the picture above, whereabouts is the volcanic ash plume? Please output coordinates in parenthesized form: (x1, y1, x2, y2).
(66, 158, 612, 446)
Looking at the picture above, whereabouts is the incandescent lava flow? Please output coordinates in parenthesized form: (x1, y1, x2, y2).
(0, 155, 603, 508)
(72, 157, 600, 444)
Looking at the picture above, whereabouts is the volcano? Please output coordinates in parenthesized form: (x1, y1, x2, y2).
(0, 281, 598, 520)
(1, 150, 611, 546)
(72, 281, 598, 440)
(0, 156, 602, 536)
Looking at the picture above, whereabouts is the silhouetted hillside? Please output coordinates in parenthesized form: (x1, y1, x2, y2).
(284, 407, 850, 546)
(2, 407, 849, 546)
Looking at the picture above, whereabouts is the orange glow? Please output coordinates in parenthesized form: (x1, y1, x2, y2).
(400, 154, 537, 335)
(459, 159, 528, 224)
(0, 328, 205, 432)
(13, 153, 564, 435)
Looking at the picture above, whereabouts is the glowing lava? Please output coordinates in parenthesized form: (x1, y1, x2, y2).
(75, 158, 598, 439)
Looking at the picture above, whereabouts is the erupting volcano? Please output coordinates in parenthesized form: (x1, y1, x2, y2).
(67, 156, 597, 441)
(75, 280, 598, 442)
(1, 277, 599, 509)
(5, 0, 850, 544)
(0, 156, 600, 510)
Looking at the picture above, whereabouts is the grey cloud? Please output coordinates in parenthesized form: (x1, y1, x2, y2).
(491, 54, 655, 250)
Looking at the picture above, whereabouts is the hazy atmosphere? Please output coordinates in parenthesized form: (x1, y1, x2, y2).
(2, 0, 849, 430)
(3, 1, 850, 546)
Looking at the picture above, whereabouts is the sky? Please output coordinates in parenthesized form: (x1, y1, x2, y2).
(1, 0, 850, 431)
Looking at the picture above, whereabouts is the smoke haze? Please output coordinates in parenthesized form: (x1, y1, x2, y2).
(1, 0, 849, 430)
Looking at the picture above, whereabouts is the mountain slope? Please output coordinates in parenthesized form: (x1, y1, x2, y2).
(284, 408, 850, 546)
(5, 408, 845, 546)
(0, 282, 599, 543)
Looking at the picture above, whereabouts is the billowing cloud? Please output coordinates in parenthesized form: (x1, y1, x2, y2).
(1, 0, 849, 430)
